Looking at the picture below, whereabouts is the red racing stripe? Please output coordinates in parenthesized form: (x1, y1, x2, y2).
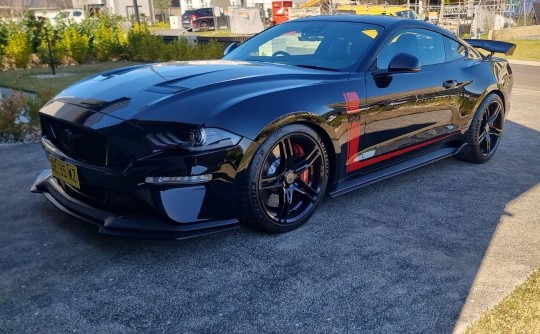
(343, 90, 455, 172)
(361, 133, 456, 168)
(344, 92, 362, 173)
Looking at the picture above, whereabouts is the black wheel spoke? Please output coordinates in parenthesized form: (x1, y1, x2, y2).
(260, 174, 284, 190)
(294, 147, 321, 174)
(278, 137, 295, 166)
(485, 133, 492, 152)
(478, 131, 487, 143)
(488, 130, 500, 138)
(295, 179, 319, 202)
(487, 103, 501, 125)
(278, 188, 292, 222)
(489, 125, 502, 135)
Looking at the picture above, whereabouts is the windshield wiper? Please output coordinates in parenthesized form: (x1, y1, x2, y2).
(294, 64, 340, 72)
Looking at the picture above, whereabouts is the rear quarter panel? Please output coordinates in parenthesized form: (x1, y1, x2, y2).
(449, 57, 512, 131)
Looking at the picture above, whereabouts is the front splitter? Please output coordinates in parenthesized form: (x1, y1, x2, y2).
(31, 170, 240, 239)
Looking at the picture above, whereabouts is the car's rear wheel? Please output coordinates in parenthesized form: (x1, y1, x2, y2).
(457, 93, 504, 163)
(239, 124, 329, 233)
(199, 21, 209, 30)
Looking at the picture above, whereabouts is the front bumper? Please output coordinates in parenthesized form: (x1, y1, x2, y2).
(32, 169, 240, 239)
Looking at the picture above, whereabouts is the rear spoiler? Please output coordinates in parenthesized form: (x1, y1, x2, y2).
(464, 39, 516, 56)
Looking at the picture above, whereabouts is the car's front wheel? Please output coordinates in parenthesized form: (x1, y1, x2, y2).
(457, 93, 505, 163)
(239, 124, 329, 233)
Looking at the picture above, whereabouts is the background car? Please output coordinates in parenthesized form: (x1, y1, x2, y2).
(181, 8, 214, 31)
(32, 16, 515, 239)
(52, 9, 85, 25)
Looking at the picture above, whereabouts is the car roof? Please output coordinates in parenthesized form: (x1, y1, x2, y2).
(290, 15, 456, 39)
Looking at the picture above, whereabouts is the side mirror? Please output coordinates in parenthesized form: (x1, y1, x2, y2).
(223, 42, 239, 57)
(388, 53, 421, 73)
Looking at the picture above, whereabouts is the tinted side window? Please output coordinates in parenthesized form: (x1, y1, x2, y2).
(377, 28, 446, 70)
(446, 37, 467, 61)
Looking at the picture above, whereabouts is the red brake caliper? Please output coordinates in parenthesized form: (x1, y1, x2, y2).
(293, 144, 310, 183)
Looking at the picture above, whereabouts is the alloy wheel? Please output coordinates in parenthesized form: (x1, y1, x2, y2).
(478, 99, 503, 157)
(257, 133, 325, 225)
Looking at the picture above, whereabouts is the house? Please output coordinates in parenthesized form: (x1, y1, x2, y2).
(0, 0, 73, 20)
(105, 0, 156, 22)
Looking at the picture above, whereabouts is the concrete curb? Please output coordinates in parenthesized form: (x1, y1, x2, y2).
(508, 59, 540, 66)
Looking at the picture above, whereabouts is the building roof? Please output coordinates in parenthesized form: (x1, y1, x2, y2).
(30, 0, 74, 9)
(0, 0, 73, 10)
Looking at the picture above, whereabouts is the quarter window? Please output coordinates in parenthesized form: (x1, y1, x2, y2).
(446, 38, 467, 61)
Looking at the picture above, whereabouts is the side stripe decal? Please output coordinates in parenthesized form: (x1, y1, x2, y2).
(361, 133, 455, 168)
(343, 92, 362, 173)
(343, 91, 455, 173)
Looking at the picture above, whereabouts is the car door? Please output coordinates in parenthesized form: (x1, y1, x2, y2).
(352, 28, 462, 173)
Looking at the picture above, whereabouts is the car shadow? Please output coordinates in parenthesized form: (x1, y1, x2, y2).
(1, 119, 538, 333)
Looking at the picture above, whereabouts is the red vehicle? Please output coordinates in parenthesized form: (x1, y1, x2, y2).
(272, 1, 292, 25)
(181, 8, 215, 31)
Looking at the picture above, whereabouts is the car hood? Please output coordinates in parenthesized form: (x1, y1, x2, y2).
(53, 60, 349, 127)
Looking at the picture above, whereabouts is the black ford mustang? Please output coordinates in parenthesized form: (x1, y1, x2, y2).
(32, 16, 515, 238)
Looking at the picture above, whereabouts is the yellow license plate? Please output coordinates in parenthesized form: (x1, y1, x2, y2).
(49, 156, 80, 189)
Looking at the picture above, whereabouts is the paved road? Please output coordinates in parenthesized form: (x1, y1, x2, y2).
(0, 66, 539, 334)
(453, 63, 540, 332)
(510, 63, 540, 91)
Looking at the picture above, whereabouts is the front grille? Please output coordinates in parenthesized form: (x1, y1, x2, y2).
(58, 180, 155, 216)
(41, 115, 130, 169)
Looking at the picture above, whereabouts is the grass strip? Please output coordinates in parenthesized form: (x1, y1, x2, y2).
(0, 61, 141, 95)
(465, 268, 540, 334)
(501, 39, 540, 62)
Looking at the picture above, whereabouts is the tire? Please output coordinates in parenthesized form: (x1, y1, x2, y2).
(199, 21, 208, 30)
(456, 93, 504, 164)
(239, 124, 329, 233)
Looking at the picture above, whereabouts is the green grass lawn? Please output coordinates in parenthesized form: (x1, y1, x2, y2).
(465, 268, 540, 333)
(0, 61, 141, 95)
(502, 39, 540, 62)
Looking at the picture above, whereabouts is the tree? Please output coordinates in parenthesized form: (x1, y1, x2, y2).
(153, 0, 172, 22)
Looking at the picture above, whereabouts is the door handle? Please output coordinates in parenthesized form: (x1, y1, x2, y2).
(443, 80, 458, 89)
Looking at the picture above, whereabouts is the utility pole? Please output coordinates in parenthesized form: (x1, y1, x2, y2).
(133, 0, 140, 23)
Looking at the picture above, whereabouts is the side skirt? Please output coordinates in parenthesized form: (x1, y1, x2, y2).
(329, 144, 467, 198)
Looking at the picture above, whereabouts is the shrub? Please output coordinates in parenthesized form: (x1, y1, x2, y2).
(0, 89, 53, 142)
(201, 39, 225, 59)
(126, 23, 164, 61)
(0, 22, 9, 54)
(161, 38, 224, 62)
(60, 25, 90, 64)
(4, 31, 32, 68)
(161, 38, 191, 61)
(0, 91, 30, 141)
(92, 15, 126, 61)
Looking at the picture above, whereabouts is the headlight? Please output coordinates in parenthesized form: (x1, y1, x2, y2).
(147, 127, 242, 152)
